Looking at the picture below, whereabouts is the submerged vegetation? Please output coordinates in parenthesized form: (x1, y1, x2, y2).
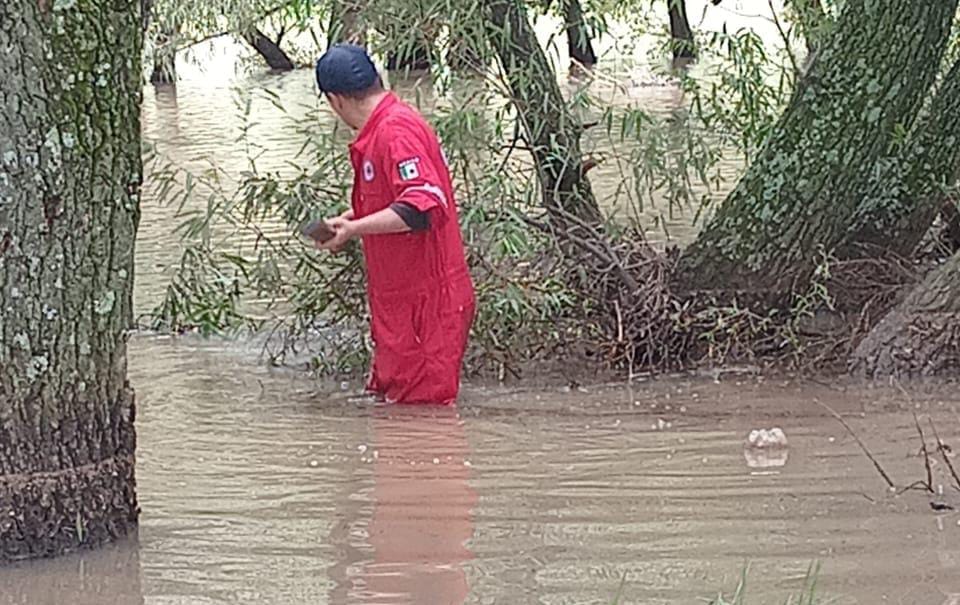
(144, 0, 960, 381)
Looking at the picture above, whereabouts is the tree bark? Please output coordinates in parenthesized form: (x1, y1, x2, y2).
(564, 0, 597, 68)
(447, 16, 485, 73)
(448, 36, 484, 73)
(0, 0, 142, 562)
(485, 0, 603, 227)
(941, 199, 960, 253)
(150, 27, 176, 85)
(243, 28, 295, 71)
(674, 0, 958, 295)
(851, 251, 960, 377)
(328, 0, 365, 46)
(386, 37, 433, 72)
(668, 0, 696, 61)
(843, 58, 960, 258)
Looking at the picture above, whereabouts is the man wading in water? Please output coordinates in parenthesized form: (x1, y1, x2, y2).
(309, 44, 476, 405)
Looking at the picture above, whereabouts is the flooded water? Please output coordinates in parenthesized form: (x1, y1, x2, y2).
(3, 336, 960, 603)
(9, 3, 960, 604)
(134, 1, 786, 316)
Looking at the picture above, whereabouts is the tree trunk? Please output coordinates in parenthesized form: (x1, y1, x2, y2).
(386, 37, 433, 72)
(328, 0, 365, 46)
(243, 28, 295, 71)
(851, 251, 960, 377)
(668, 0, 696, 61)
(447, 17, 485, 74)
(150, 28, 176, 85)
(564, 0, 597, 68)
(485, 0, 603, 227)
(448, 36, 484, 73)
(0, 0, 142, 562)
(843, 57, 960, 258)
(150, 51, 176, 85)
(941, 199, 960, 253)
(674, 0, 958, 295)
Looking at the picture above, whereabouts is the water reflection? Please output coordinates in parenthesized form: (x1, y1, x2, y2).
(0, 537, 144, 605)
(328, 405, 476, 605)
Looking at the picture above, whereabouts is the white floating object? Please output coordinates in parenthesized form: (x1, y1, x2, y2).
(746, 427, 788, 449)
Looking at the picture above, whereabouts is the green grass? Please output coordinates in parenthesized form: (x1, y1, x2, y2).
(707, 562, 823, 605)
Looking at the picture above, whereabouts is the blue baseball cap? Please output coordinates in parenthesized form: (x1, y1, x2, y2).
(315, 44, 379, 94)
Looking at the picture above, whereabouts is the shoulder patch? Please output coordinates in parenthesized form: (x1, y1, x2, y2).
(398, 157, 421, 181)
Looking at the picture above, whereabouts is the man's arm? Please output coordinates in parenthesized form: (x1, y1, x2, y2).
(316, 205, 426, 251)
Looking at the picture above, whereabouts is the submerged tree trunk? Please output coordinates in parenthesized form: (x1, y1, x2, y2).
(386, 37, 433, 71)
(668, 0, 696, 61)
(448, 34, 484, 73)
(0, 0, 142, 562)
(485, 0, 603, 227)
(843, 58, 960, 258)
(675, 0, 958, 295)
(150, 27, 177, 85)
(564, 0, 597, 68)
(328, 0, 366, 45)
(243, 28, 295, 71)
(852, 252, 960, 377)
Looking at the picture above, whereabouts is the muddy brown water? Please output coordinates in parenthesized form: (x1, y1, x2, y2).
(2, 336, 960, 604)
(6, 5, 960, 603)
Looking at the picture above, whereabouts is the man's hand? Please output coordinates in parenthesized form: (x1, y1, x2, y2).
(316, 207, 413, 254)
(315, 216, 355, 253)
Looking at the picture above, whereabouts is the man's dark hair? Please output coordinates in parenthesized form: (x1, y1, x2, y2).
(331, 75, 384, 100)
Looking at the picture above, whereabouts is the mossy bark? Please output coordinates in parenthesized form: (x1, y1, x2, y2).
(0, 0, 142, 562)
(675, 0, 958, 295)
(843, 58, 960, 258)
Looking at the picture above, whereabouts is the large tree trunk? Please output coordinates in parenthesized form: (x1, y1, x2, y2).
(328, 0, 366, 45)
(668, 0, 696, 61)
(485, 0, 603, 227)
(674, 0, 958, 296)
(564, 0, 597, 68)
(243, 28, 295, 71)
(851, 251, 960, 377)
(0, 0, 142, 562)
(843, 58, 960, 258)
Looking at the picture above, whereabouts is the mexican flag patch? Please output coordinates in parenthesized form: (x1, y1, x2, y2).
(398, 158, 420, 181)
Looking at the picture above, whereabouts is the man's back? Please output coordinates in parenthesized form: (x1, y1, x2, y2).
(350, 94, 472, 298)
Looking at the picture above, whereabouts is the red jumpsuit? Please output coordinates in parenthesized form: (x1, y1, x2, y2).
(348, 93, 475, 405)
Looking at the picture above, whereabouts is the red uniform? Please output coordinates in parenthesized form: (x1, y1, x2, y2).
(348, 93, 475, 404)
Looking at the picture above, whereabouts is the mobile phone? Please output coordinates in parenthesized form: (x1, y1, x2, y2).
(300, 219, 336, 243)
